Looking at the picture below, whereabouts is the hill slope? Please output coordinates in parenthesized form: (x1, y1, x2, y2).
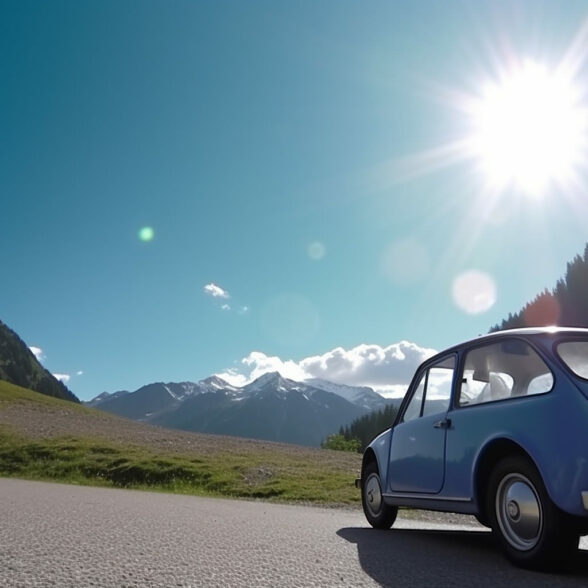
(0, 319, 78, 403)
(0, 380, 361, 505)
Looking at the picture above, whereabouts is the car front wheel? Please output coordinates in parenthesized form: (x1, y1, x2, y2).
(488, 455, 579, 569)
(362, 462, 398, 529)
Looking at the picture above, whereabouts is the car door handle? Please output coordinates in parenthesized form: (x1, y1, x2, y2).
(433, 418, 452, 429)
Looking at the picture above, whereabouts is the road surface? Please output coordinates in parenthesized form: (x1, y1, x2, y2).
(1, 478, 588, 587)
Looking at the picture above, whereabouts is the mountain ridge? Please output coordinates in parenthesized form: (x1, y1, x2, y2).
(87, 373, 394, 446)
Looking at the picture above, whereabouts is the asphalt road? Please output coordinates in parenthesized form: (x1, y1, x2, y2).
(2, 478, 588, 587)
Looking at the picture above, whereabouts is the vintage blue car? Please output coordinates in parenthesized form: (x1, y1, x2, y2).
(357, 327, 588, 569)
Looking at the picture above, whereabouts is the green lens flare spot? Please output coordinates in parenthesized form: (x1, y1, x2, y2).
(138, 226, 154, 242)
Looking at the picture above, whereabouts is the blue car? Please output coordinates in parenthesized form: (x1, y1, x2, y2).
(357, 327, 588, 569)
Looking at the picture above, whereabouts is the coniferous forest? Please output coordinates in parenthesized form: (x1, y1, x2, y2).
(491, 242, 588, 331)
(327, 404, 399, 452)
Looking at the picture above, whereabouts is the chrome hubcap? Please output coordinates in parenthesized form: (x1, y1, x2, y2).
(364, 473, 382, 516)
(496, 473, 542, 551)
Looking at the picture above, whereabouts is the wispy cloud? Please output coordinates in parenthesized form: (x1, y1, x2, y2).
(30, 345, 82, 384)
(204, 283, 250, 316)
(203, 283, 230, 299)
(53, 373, 71, 384)
(217, 341, 437, 397)
(29, 346, 44, 361)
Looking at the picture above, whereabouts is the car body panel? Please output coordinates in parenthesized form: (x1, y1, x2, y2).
(387, 412, 447, 493)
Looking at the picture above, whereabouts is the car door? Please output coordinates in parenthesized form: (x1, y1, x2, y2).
(387, 355, 456, 494)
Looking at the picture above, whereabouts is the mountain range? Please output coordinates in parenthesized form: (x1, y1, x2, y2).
(87, 373, 393, 446)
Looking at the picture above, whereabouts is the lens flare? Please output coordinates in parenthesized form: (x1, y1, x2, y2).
(138, 226, 154, 242)
(307, 241, 326, 261)
(452, 270, 496, 315)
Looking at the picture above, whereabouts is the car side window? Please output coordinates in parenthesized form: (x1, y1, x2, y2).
(403, 356, 455, 422)
(403, 376, 425, 422)
(557, 340, 588, 379)
(423, 365, 454, 416)
(459, 339, 553, 406)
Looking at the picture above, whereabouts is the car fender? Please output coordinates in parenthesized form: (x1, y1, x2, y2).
(362, 428, 393, 484)
(470, 430, 567, 515)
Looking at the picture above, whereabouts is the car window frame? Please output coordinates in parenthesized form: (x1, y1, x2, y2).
(454, 336, 555, 410)
(397, 353, 457, 424)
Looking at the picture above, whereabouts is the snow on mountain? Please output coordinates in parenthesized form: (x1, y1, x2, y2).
(242, 372, 308, 396)
(306, 378, 389, 411)
(85, 389, 129, 407)
(198, 375, 239, 394)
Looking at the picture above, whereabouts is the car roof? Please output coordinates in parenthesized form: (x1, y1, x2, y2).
(438, 326, 588, 358)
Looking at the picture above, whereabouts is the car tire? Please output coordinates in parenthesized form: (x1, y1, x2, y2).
(487, 455, 579, 569)
(362, 462, 398, 529)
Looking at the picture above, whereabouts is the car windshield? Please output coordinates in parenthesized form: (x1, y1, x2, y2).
(557, 340, 588, 379)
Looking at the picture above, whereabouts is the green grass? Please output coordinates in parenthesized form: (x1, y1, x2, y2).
(0, 431, 360, 503)
(0, 380, 361, 505)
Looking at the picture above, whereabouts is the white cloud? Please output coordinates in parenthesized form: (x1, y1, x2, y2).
(29, 346, 44, 361)
(76, 371, 84, 376)
(243, 351, 309, 382)
(216, 341, 437, 396)
(203, 283, 230, 299)
(221, 304, 231, 311)
(300, 341, 437, 387)
(53, 373, 71, 384)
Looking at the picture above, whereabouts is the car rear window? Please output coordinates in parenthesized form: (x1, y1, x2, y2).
(557, 340, 588, 379)
(459, 339, 553, 406)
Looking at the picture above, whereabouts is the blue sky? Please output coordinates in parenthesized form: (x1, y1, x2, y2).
(3, 1, 588, 401)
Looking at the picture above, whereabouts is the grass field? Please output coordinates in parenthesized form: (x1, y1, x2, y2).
(0, 380, 362, 505)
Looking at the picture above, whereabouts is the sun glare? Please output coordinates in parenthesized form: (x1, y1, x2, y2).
(386, 21, 588, 206)
(468, 60, 588, 196)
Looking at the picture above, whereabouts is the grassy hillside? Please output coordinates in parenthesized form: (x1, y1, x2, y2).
(0, 380, 361, 505)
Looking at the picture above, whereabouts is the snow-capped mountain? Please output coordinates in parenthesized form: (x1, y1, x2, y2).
(198, 375, 239, 394)
(306, 378, 389, 411)
(87, 373, 394, 446)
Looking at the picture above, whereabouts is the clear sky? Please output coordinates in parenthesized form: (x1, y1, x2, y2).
(3, 1, 588, 401)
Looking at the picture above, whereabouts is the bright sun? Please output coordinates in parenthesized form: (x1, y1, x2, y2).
(467, 60, 588, 197)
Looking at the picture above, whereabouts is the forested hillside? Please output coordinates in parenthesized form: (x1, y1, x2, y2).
(0, 320, 79, 403)
(331, 404, 399, 452)
(491, 243, 588, 331)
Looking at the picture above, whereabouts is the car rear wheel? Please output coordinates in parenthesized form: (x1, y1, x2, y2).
(488, 455, 579, 569)
(362, 462, 398, 529)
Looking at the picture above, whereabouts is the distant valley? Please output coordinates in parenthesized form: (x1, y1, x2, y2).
(87, 373, 396, 446)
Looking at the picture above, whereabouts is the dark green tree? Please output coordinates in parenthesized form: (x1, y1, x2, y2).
(322, 434, 361, 452)
(337, 404, 399, 452)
